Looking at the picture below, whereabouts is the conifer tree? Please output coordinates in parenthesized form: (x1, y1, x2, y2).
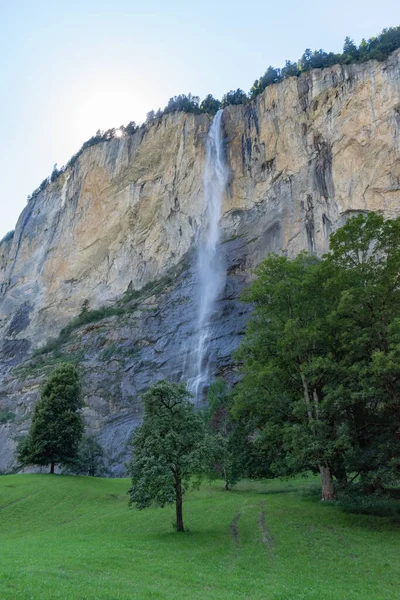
(17, 363, 83, 473)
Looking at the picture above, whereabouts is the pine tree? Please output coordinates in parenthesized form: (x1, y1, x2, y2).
(17, 363, 83, 473)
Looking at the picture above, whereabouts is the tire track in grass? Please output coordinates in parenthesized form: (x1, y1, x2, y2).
(258, 501, 274, 551)
(230, 510, 241, 554)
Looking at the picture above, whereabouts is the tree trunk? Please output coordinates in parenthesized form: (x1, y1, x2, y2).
(175, 477, 184, 532)
(300, 371, 313, 423)
(319, 465, 336, 501)
(223, 468, 230, 491)
(49, 462, 55, 474)
(313, 389, 320, 420)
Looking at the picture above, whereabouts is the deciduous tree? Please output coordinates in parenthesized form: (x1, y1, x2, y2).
(234, 214, 400, 499)
(128, 380, 217, 532)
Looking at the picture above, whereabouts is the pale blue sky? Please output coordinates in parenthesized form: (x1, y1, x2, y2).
(0, 0, 398, 237)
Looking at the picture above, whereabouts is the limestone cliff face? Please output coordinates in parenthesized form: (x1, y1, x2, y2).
(0, 112, 209, 350)
(0, 51, 399, 473)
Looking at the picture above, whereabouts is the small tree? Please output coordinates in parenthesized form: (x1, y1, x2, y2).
(128, 380, 217, 532)
(146, 110, 155, 122)
(17, 363, 83, 473)
(204, 379, 237, 490)
(72, 435, 106, 476)
(221, 89, 248, 108)
(281, 60, 300, 79)
(342, 36, 359, 62)
(200, 94, 221, 116)
(124, 121, 137, 135)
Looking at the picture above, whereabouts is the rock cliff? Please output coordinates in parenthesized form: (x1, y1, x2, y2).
(1, 50, 399, 473)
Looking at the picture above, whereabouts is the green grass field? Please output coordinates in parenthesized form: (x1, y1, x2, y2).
(0, 475, 399, 600)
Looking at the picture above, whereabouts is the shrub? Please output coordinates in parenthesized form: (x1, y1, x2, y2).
(0, 411, 16, 424)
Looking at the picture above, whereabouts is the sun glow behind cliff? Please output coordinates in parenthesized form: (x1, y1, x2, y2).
(185, 110, 228, 401)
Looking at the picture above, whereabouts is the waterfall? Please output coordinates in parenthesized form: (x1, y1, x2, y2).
(186, 109, 228, 401)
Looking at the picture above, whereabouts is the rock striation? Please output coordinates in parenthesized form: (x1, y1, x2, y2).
(0, 50, 399, 473)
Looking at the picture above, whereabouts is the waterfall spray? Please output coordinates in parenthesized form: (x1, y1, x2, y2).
(186, 109, 228, 401)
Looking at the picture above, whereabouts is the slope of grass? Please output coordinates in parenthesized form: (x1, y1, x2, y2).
(0, 475, 399, 600)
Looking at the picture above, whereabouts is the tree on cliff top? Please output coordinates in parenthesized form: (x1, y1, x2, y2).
(128, 380, 218, 532)
(17, 363, 84, 474)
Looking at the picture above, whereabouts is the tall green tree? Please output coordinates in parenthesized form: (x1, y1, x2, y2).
(17, 363, 83, 473)
(234, 214, 400, 499)
(323, 213, 400, 490)
(233, 252, 339, 500)
(250, 66, 281, 98)
(342, 37, 359, 62)
(128, 380, 217, 532)
(204, 379, 269, 488)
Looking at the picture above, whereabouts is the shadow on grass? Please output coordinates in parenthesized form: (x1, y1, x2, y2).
(154, 527, 229, 545)
(228, 479, 322, 498)
(229, 487, 300, 496)
(337, 497, 400, 521)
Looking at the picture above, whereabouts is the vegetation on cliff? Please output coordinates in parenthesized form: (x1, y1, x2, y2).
(0, 230, 14, 244)
(27, 122, 139, 201)
(28, 261, 188, 367)
(25, 25, 399, 203)
(248, 26, 400, 99)
(153, 25, 400, 116)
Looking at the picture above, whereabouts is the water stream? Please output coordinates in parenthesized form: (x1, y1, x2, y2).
(186, 109, 228, 401)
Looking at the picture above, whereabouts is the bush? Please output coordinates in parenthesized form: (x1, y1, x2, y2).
(163, 93, 201, 115)
(0, 411, 16, 424)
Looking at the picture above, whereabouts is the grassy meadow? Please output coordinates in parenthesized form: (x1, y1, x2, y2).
(0, 474, 399, 600)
